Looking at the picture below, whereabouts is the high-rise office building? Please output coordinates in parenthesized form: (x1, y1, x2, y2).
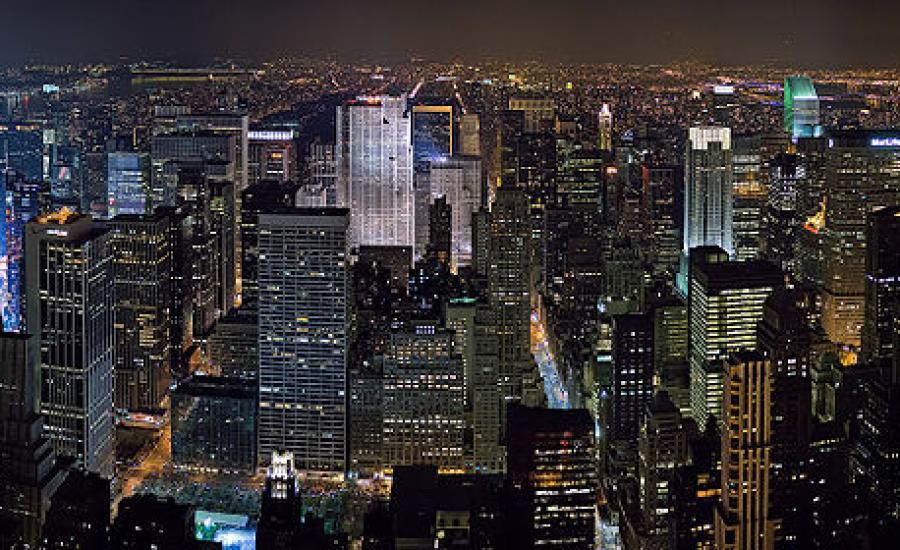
(684, 127, 733, 256)
(382, 324, 465, 472)
(0, 333, 67, 546)
(459, 113, 481, 157)
(174, 112, 249, 193)
(336, 96, 414, 250)
(732, 135, 766, 262)
(257, 208, 348, 473)
(239, 181, 298, 311)
(644, 165, 681, 275)
(766, 152, 803, 276)
(820, 131, 900, 346)
(508, 97, 555, 133)
(688, 248, 782, 424)
(784, 76, 821, 139)
(611, 313, 654, 443)
(427, 196, 452, 267)
(24, 210, 115, 477)
(427, 156, 482, 271)
(488, 188, 532, 404)
(862, 205, 900, 363)
(108, 212, 172, 411)
(207, 309, 258, 381)
(303, 142, 338, 206)
(107, 151, 150, 218)
(248, 129, 294, 186)
(209, 179, 235, 316)
(598, 103, 613, 152)
(651, 296, 690, 415)
(637, 391, 689, 549)
(506, 405, 597, 550)
(715, 352, 777, 550)
(757, 289, 814, 546)
(149, 132, 235, 209)
(0, 124, 43, 182)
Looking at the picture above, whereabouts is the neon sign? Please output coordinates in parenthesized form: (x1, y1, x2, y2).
(870, 137, 900, 147)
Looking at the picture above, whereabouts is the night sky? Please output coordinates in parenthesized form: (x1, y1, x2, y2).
(5, 0, 900, 67)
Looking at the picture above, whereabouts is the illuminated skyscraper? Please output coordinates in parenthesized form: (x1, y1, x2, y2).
(766, 152, 803, 276)
(784, 76, 821, 139)
(107, 152, 150, 218)
(684, 127, 733, 256)
(688, 248, 782, 424)
(715, 352, 777, 550)
(107, 212, 172, 411)
(488, 188, 532, 404)
(732, 135, 765, 262)
(247, 129, 294, 186)
(427, 156, 482, 270)
(598, 103, 613, 151)
(257, 208, 348, 474)
(24, 210, 115, 477)
(337, 95, 414, 251)
(382, 324, 465, 472)
(820, 131, 900, 347)
(506, 405, 597, 550)
(611, 312, 654, 443)
(459, 113, 481, 157)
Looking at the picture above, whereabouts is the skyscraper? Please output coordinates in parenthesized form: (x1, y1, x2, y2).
(732, 135, 765, 262)
(0, 333, 67, 546)
(107, 151, 150, 218)
(506, 405, 597, 550)
(784, 76, 821, 139)
(336, 96, 414, 251)
(598, 103, 613, 152)
(257, 208, 348, 474)
(427, 156, 482, 271)
(715, 352, 777, 550)
(24, 210, 115, 477)
(239, 181, 298, 312)
(108, 212, 172, 411)
(611, 312, 654, 443)
(684, 127, 734, 256)
(488, 188, 532, 405)
(862, 205, 900, 363)
(688, 249, 782, 424)
(382, 324, 465, 472)
(820, 131, 900, 346)
(637, 391, 689, 549)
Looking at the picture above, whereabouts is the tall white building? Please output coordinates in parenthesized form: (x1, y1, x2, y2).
(257, 208, 349, 475)
(598, 103, 613, 151)
(336, 96, 414, 250)
(427, 156, 482, 271)
(684, 126, 734, 256)
(24, 210, 115, 477)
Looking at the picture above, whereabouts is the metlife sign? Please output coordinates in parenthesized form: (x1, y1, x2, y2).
(870, 137, 900, 147)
